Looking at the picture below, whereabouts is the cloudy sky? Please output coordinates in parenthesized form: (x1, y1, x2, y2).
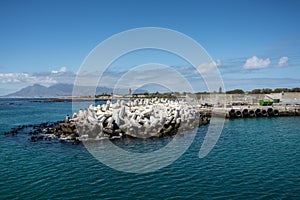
(0, 0, 299, 95)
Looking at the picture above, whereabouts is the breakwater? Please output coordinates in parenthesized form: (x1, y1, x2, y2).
(4, 98, 300, 143)
(5, 98, 208, 143)
(73, 98, 201, 139)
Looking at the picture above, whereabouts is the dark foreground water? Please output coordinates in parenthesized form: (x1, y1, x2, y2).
(0, 99, 299, 199)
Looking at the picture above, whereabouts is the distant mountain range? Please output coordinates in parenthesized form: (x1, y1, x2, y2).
(3, 83, 147, 98)
(3, 84, 113, 98)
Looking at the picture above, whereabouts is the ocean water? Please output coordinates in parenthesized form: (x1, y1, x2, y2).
(0, 98, 299, 199)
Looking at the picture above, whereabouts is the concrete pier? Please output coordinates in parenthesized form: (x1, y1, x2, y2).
(198, 105, 300, 119)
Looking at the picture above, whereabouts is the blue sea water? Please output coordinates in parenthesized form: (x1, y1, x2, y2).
(0, 98, 299, 199)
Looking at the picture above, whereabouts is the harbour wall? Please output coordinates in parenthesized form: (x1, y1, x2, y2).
(199, 105, 300, 119)
(194, 92, 300, 105)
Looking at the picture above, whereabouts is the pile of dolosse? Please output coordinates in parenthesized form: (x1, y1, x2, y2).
(72, 98, 200, 139)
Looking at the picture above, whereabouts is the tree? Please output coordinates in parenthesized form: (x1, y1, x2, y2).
(250, 89, 261, 94)
(291, 87, 300, 92)
(273, 88, 289, 93)
(262, 88, 272, 94)
(226, 89, 244, 94)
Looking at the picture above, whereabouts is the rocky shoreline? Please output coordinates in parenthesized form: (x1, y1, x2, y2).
(4, 121, 79, 143)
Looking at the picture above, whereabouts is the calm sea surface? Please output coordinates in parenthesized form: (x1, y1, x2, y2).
(0, 98, 299, 199)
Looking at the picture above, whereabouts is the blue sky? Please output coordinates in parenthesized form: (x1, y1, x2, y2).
(0, 0, 299, 94)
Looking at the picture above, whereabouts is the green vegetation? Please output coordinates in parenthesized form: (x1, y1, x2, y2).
(226, 89, 244, 94)
(250, 87, 300, 94)
(95, 93, 111, 98)
(227, 87, 300, 94)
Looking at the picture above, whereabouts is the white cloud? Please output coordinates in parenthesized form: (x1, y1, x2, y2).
(0, 73, 57, 84)
(51, 66, 67, 74)
(243, 56, 271, 69)
(112, 65, 195, 93)
(278, 56, 288, 67)
(0, 70, 78, 95)
(197, 60, 222, 74)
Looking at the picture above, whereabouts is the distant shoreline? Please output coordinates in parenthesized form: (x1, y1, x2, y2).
(1, 92, 300, 103)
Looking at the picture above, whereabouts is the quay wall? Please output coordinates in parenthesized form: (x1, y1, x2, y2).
(199, 105, 300, 119)
(195, 92, 300, 105)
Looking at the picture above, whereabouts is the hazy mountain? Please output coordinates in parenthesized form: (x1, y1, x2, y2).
(3, 84, 59, 98)
(3, 83, 148, 98)
(48, 83, 73, 94)
(4, 84, 113, 98)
